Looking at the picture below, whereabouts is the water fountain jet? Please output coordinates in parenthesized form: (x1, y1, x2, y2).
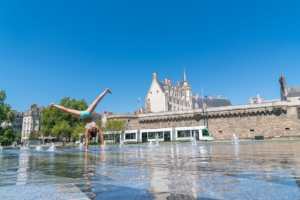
(48, 142, 56, 151)
(148, 141, 153, 148)
(232, 133, 239, 145)
(155, 134, 159, 147)
(119, 139, 124, 148)
(190, 132, 197, 146)
(78, 142, 84, 150)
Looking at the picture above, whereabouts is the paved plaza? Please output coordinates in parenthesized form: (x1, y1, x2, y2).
(1, 141, 300, 199)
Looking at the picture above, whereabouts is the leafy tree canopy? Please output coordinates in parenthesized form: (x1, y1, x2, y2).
(41, 97, 88, 136)
(105, 120, 126, 132)
(0, 91, 14, 125)
(72, 122, 85, 140)
(51, 120, 73, 138)
(0, 126, 20, 146)
(29, 131, 41, 140)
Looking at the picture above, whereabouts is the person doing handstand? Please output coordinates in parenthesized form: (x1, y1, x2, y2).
(50, 88, 111, 151)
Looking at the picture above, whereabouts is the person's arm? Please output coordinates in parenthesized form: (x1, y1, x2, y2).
(85, 129, 89, 151)
(99, 130, 104, 148)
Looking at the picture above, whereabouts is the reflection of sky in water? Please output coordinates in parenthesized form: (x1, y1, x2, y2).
(0, 142, 300, 199)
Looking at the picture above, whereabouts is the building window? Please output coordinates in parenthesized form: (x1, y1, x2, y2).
(297, 107, 300, 118)
(285, 128, 290, 130)
(157, 90, 159, 93)
(150, 92, 152, 94)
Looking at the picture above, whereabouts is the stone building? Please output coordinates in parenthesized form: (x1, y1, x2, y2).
(146, 71, 231, 113)
(107, 75, 300, 140)
(21, 104, 44, 141)
(250, 94, 264, 104)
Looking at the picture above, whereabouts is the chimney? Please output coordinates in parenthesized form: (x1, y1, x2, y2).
(165, 78, 168, 84)
(31, 104, 37, 110)
(168, 78, 171, 85)
(153, 72, 158, 80)
(217, 94, 220, 99)
(177, 81, 180, 87)
(209, 95, 212, 100)
(279, 75, 287, 92)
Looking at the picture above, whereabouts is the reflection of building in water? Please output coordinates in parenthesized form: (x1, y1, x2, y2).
(17, 151, 29, 185)
(16, 150, 39, 185)
(147, 145, 213, 199)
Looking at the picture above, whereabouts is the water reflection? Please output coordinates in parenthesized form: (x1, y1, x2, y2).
(0, 142, 300, 199)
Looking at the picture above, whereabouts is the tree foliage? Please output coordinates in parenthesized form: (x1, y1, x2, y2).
(0, 91, 14, 125)
(41, 97, 88, 137)
(105, 120, 125, 142)
(29, 131, 41, 140)
(72, 122, 85, 141)
(105, 120, 126, 133)
(51, 120, 73, 139)
(0, 126, 20, 146)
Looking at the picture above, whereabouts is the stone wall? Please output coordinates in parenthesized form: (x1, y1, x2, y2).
(108, 101, 300, 140)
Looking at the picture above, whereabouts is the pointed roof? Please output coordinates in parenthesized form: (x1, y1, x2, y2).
(156, 80, 168, 93)
(183, 67, 187, 81)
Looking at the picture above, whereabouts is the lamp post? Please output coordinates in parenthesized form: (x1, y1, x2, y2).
(205, 103, 209, 129)
(203, 100, 207, 127)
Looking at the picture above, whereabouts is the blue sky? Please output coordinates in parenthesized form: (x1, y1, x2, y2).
(1, 0, 300, 114)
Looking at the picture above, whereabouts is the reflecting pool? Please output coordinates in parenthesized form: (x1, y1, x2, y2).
(1, 141, 300, 199)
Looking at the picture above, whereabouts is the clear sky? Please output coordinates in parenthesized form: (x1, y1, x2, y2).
(1, 0, 300, 114)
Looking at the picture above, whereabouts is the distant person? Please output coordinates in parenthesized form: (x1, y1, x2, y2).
(50, 88, 111, 151)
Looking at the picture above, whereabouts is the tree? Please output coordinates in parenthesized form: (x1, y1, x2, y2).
(97, 119, 103, 129)
(105, 120, 126, 142)
(0, 91, 14, 126)
(72, 122, 85, 141)
(29, 131, 41, 140)
(41, 97, 88, 138)
(51, 120, 73, 140)
(0, 126, 19, 146)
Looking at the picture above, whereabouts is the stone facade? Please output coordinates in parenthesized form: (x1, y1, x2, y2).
(106, 75, 300, 141)
(106, 101, 300, 140)
(146, 71, 231, 113)
(21, 104, 44, 141)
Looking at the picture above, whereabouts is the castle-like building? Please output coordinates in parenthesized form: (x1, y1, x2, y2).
(105, 75, 300, 141)
(145, 71, 231, 113)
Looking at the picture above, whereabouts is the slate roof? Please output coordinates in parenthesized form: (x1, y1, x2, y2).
(286, 86, 300, 97)
(157, 80, 168, 92)
(192, 97, 232, 108)
(156, 79, 232, 108)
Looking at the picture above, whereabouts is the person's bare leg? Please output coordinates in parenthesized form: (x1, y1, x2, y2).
(87, 88, 112, 113)
(50, 103, 81, 116)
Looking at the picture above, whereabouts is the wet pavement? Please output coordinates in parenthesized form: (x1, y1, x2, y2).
(1, 141, 300, 199)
